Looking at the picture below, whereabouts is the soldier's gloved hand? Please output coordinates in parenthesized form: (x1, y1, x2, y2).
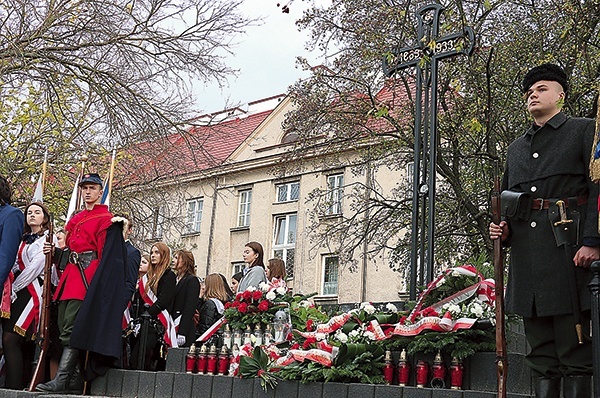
(10, 288, 17, 303)
(177, 335, 186, 346)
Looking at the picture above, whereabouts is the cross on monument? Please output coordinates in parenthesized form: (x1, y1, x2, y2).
(382, 4, 475, 300)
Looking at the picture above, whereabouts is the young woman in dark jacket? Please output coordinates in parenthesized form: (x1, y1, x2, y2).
(130, 242, 176, 370)
(171, 250, 200, 347)
(196, 273, 231, 339)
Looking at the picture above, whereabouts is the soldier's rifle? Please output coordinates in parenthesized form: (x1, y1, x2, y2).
(28, 215, 54, 391)
(491, 169, 507, 398)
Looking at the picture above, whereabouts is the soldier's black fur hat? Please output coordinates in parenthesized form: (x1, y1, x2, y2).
(522, 63, 568, 94)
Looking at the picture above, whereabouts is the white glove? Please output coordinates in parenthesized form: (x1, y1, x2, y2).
(177, 335, 186, 346)
(10, 289, 17, 303)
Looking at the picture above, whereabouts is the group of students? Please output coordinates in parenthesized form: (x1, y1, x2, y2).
(0, 172, 289, 392)
(126, 240, 288, 371)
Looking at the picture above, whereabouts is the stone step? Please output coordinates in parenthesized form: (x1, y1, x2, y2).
(162, 348, 534, 396)
(88, 369, 535, 398)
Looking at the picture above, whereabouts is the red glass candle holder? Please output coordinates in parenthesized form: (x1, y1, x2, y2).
(415, 360, 429, 388)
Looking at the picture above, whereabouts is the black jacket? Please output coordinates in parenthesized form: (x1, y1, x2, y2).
(124, 241, 141, 309)
(171, 274, 200, 347)
(502, 112, 598, 317)
(131, 269, 176, 319)
(196, 298, 223, 338)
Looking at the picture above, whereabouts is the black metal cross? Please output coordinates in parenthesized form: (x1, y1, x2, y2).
(382, 4, 475, 300)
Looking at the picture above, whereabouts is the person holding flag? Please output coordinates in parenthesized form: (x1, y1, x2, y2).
(1, 202, 58, 390)
(36, 173, 127, 393)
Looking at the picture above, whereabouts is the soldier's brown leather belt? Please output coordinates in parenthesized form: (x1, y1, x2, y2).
(68, 250, 98, 270)
(531, 195, 587, 210)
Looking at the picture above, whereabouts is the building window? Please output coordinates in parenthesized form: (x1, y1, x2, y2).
(185, 198, 203, 234)
(326, 173, 344, 215)
(232, 262, 245, 276)
(276, 181, 300, 203)
(238, 189, 252, 227)
(322, 255, 339, 296)
(273, 213, 297, 278)
(151, 206, 164, 239)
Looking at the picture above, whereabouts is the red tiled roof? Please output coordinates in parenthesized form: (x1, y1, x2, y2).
(117, 109, 273, 187)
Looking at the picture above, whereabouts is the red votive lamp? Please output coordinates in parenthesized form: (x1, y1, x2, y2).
(397, 349, 410, 386)
(218, 346, 230, 375)
(383, 350, 394, 384)
(196, 344, 207, 374)
(431, 351, 446, 388)
(415, 359, 429, 388)
(450, 357, 464, 390)
(206, 344, 218, 374)
(186, 344, 196, 374)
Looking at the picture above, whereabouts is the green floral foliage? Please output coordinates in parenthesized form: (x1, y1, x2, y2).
(420, 272, 478, 309)
(277, 350, 385, 384)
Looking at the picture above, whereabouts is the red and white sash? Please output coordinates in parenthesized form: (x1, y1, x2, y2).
(138, 275, 178, 348)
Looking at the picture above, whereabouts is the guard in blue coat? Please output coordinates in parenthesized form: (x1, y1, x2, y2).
(0, 176, 25, 289)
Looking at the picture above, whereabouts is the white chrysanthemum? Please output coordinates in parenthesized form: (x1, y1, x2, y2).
(451, 270, 461, 277)
(348, 330, 360, 338)
(266, 291, 276, 301)
(482, 262, 490, 267)
(276, 286, 287, 295)
(385, 303, 398, 312)
(259, 282, 270, 292)
(449, 304, 461, 314)
(364, 331, 376, 340)
(436, 277, 446, 287)
(246, 286, 256, 292)
(363, 304, 376, 315)
(470, 303, 484, 318)
(299, 300, 311, 308)
(336, 331, 348, 343)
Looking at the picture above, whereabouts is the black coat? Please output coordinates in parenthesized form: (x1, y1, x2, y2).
(502, 112, 599, 317)
(196, 298, 223, 338)
(171, 275, 200, 347)
(131, 269, 176, 319)
(70, 223, 126, 362)
(124, 241, 141, 309)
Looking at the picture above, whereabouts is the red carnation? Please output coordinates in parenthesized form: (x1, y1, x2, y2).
(290, 343, 300, 350)
(238, 302, 248, 313)
(242, 290, 252, 301)
(252, 290, 263, 301)
(306, 319, 314, 331)
(302, 337, 317, 349)
(258, 300, 270, 312)
(400, 316, 407, 324)
(224, 302, 231, 309)
(235, 293, 243, 301)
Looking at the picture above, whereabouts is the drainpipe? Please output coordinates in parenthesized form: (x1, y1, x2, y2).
(206, 176, 219, 275)
(361, 160, 372, 302)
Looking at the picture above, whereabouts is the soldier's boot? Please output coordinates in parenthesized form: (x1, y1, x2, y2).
(562, 375, 591, 398)
(67, 362, 85, 394)
(534, 377, 561, 398)
(35, 346, 79, 393)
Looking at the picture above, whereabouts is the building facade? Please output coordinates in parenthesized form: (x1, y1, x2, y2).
(120, 94, 407, 304)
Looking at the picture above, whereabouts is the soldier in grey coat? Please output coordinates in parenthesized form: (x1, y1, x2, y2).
(490, 63, 598, 398)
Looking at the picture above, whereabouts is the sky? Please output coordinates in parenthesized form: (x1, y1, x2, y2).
(193, 0, 328, 114)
